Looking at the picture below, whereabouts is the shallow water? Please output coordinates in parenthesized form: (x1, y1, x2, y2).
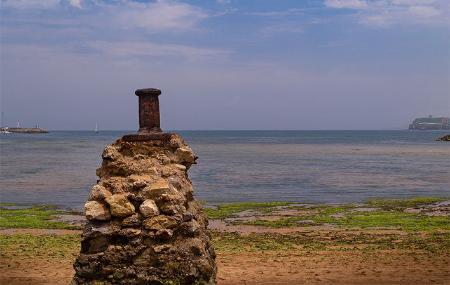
(1, 130, 449, 210)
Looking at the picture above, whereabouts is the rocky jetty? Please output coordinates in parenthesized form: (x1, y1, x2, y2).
(1, 127, 48, 133)
(436, 134, 450, 141)
(72, 88, 216, 285)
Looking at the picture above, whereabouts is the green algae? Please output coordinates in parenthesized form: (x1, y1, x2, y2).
(366, 197, 445, 210)
(0, 204, 77, 229)
(220, 198, 449, 232)
(243, 208, 450, 231)
(0, 234, 80, 259)
(203, 201, 292, 219)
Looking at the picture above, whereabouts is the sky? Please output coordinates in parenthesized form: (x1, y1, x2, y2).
(0, 0, 449, 130)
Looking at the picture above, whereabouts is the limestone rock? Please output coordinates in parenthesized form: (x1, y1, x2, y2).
(119, 228, 142, 237)
(139, 199, 160, 217)
(102, 145, 120, 160)
(149, 179, 170, 191)
(105, 194, 135, 217)
(85, 201, 110, 221)
(155, 229, 173, 240)
(174, 164, 187, 171)
(89, 185, 112, 201)
(143, 215, 178, 230)
(168, 135, 184, 148)
(175, 147, 196, 163)
(142, 178, 177, 199)
(121, 213, 141, 227)
(132, 180, 147, 189)
(83, 222, 117, 237)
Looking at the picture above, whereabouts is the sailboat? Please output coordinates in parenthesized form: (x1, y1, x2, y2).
(94, 122, 99, 133)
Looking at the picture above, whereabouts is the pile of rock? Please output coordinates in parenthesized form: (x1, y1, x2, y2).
(72, 133, 216, 285)
(436, 134, 450, 141)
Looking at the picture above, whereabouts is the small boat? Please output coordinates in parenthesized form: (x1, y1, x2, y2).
(95, 122, 99, 133)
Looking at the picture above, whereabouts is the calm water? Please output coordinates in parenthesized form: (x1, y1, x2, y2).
(1, 131, 449, 210)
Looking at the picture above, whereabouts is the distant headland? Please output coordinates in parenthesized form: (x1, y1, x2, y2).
(409, 116, 450, 130)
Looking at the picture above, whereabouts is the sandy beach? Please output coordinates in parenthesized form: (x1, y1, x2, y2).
(1, 198, 449, 285)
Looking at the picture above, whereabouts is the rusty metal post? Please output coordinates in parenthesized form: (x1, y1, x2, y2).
(122, 88, 172, 142)
(135, 88, 162, 133)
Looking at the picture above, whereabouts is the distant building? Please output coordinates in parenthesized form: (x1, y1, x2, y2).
(409, 116, 450, 130)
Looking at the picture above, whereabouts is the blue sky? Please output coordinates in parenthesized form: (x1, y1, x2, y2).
(1, 0, 449, 130)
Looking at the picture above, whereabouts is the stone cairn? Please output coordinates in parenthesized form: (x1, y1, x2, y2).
(72, 88, 216, 285)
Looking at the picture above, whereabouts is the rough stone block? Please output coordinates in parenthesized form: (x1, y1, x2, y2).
(105, 194, 135, 217)
(84, 201, 111, 221)
(139, 199, 159, 217)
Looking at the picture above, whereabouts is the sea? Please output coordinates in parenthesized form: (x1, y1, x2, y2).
(1, 130, 449, 210)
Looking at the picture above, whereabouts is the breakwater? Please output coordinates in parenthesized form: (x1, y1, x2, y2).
(2, 127, 48, 133)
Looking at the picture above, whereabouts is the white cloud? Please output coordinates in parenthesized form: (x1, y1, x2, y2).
(117, 1, 208, 31)
(361, 13, 393, 27)
(408, 5, 440, 18)
(391, 0, 436, 5)
(86, 41, 229, 61)
(1, 0, 210, 32)
(1, 0, 82, 9)
(69, 0, 82, 9)
(325, 0, 368, 9)
(248, 8, 304, 17)
(260, 23, 304, 36)
(1, 0, 60, 9)
(325, 0, 448, 27)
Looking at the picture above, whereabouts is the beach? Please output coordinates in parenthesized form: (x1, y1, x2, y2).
(1, 198, 449, 284)
(1, 131, 449, 284)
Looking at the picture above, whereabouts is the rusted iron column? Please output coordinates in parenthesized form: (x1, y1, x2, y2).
(122, 88, 172, 142)
(136, 88, 162, 133)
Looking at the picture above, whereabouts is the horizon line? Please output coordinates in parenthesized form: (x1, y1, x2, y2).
(36, 128, 427, 132)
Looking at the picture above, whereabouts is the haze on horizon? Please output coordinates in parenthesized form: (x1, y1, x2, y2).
(0, 0, 449, 131)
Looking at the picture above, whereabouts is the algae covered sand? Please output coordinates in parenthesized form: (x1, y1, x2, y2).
(206, 197, 450, 231)
(0, 204, 81, 230)
(1, 197, 449, 285)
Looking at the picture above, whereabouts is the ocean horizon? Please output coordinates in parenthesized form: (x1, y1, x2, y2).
(1, 130, 449, 210)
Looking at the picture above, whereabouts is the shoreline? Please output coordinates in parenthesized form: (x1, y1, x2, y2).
(2, 195, 450, 214)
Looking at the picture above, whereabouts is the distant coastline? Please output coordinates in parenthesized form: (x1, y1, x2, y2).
(409, 116, 450, 130)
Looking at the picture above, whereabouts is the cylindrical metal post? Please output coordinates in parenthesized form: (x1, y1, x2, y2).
(135, 88, 162, 133)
